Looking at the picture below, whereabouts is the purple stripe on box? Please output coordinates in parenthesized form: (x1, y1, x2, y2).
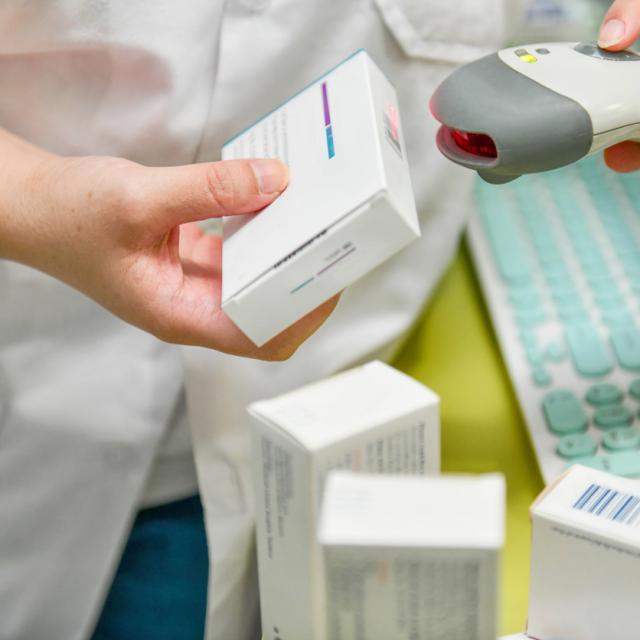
(322, 82, 331, 126)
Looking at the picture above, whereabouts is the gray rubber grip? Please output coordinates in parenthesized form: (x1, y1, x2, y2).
(431, 53, 594, 183)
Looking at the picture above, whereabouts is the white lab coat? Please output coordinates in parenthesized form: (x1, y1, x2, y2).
(0, 2, 516, 639)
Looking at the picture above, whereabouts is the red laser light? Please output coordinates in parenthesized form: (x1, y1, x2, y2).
(447, 127, 497, 159)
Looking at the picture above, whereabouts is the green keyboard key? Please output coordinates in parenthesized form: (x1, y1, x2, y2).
(509, 288, 541, 310)
(594, 291, 625, 307)
(569, 455, 608, 471)
(545, 341, 565, 362)
(556, 433, 598, 459)
(601, 309, 635, 329)
(534, 246, 558, 261)
(481, 210, 531, 285)
(542, 390, 588, 434)
(587, 274, 615, 291)
(594, 404, 633, 429)
(519, 329, 538, 349)
(568, 228, 594, 241)
(535, 243, 561, 258)
(555, 295, 585, 315)
(582, 261, 610, 277)
(579, 248, 605, 261)
(618, 253, 640, 267)
(620, 251, 640, 266)
(546, 275, 576, 295)
(625, 256, 640, 269)
(603, 427, 640, 452)
(558, 307, 587, 323)
(613, 238, 635, 254)
(527, 347, 545, 367)
(629, 379, 640, 400)
(586, 383, 624, 406)
(565, 322, 612, 377)
(608, 451, 640, 477)
(542, 263, 569, 279)
(515, 308, 547, 327)
(553, 291, 583, 307)
(625, 268, 640, 284)
(532, 368, 551, 387)
(611, 327, 640, 371)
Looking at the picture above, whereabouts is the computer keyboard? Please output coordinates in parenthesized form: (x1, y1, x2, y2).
(468, 154, 640, 484)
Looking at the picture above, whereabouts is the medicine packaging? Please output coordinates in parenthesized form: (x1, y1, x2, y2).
(318, 471, 505, 640)
(528, 464, 640, 640)
(222, 50, 419, 345)
(248, 361, 439, 640)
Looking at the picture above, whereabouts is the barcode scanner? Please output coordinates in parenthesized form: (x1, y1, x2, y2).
(430, 42, 640, 184)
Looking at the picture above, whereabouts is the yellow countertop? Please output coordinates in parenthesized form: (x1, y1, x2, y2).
(393, 240, 545, 635)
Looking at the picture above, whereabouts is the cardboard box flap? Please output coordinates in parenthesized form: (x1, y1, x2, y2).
(248, 361, 438, 451)
(318, 472, 505, 549)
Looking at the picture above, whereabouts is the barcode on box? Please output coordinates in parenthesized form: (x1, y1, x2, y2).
(573, 483, 640, 526)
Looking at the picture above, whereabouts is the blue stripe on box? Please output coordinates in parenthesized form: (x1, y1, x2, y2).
(326, 126, 335, 159)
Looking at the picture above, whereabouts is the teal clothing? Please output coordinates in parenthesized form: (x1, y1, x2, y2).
(91, 495, 208, 640)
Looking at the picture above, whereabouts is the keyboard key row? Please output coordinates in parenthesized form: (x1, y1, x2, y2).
(571, 450, 640, 477)
(594, 404, 633, 429)
(543, 383, 640, 434)
(557, 428, 640, 460)
(561, 324, 640, 379)
(586, 383, 623, 406)
(610, 327, 640, 371)
(525, 322, 640, 385)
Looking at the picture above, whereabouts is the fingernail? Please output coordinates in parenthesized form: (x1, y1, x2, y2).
(250, 159, 288, 195)
(599, 18, 626, 48)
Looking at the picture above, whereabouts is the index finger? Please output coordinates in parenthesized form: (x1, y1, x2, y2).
(599, 0, 640, 50)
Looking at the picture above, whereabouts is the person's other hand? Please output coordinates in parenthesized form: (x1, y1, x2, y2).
(599, 0, 640, 171)
(5, 145, 338, 360)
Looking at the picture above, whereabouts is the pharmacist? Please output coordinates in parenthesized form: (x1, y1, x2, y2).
(0, 2, 632, 640)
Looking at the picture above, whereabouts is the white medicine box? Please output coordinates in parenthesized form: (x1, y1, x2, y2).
(221, 50, 419, 346)
(318, 472, 506, 640)
(248, 361, 440, 640)
(528, 464, 640, 640)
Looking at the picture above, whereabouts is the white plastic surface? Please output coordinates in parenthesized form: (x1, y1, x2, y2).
(318, 471, 505, 549)
(498, 42, 640, 146)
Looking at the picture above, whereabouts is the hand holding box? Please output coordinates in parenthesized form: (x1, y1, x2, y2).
(222, 51, 419, 345)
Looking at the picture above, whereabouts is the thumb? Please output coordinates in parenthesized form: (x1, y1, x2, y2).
(598, 0, 640, 50)
(142, 158, 288, 229)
